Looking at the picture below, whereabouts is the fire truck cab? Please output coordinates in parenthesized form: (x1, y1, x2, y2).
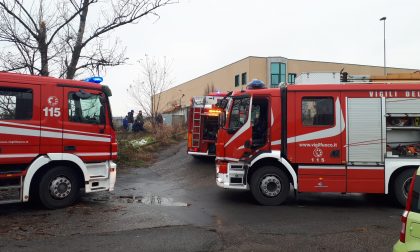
(187, 93, 224, 157)
(216, 81, 420, 207)
(0, 72, 117, 209)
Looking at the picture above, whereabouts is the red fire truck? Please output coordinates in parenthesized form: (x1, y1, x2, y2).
(187, 93, 225, 157)
(215, 80, 420, 207)
(0, 72, 117, 209)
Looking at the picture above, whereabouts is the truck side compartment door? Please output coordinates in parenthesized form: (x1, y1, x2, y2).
(0, 82, 40, 165)
(346, 97, 384, 193)
(293, 92, 345, 193)
(62, 87, 111, 163)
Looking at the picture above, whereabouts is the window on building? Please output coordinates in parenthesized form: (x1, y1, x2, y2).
(302, 97, 334, 126)
(270, 63, 286, 87)
(0, 87, 33, 120)
(288, 73, 297, 84)
(241, 72, 247, 85)
(68, 92, 105, 124)
(235, 74, 240, 87)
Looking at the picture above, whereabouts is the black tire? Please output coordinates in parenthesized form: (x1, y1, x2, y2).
(393, 168, 415, 208)
(250, 166, 290, 206)
(38, 166, 80, 209)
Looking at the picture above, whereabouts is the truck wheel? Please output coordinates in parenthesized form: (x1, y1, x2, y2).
(393, 168, 415, 208)
(38, 166, 80, 209)
(250, 166, 290, 206)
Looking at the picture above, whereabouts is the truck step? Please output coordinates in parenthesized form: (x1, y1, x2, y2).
(0, 187, 21, 202)
(0, 185, 21, 190)
(90, 175, 107, 179)
(0, 199, 21, 204)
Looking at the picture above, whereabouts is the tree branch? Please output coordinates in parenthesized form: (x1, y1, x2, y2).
(0, 1, 39, 39)
(82, 0, 176, 47)
(46, 0, 97, 46)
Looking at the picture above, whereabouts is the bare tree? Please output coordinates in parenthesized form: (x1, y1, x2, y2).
(203, 82, 215, 96)
(0, 0, 176, 79)
(127, 55, 172, 121)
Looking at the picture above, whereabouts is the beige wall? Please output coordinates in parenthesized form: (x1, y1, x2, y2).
(158, 56, 264, 112)
(157, 56, 418, 113)
(249, 57, 268, 84)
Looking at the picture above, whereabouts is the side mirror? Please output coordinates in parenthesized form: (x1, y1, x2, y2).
(75, 90, 91, 99)
(101, 85, 112, 97)
(217, 99, 228, 109)
(99, 95, 106, 104)
(218, 111, 226, 128)
(99, 106, 106, 125)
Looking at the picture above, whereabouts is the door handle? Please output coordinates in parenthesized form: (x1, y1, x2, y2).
(64, 146, 76, 151)
(330, 150, 340, 158)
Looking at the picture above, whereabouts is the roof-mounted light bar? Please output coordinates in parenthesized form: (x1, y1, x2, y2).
(84, 76, 103, 84)
(246, 79, 266, 89)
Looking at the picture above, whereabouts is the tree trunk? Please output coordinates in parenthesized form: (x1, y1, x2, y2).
(66, 0, 89, 79)
(38, 21, 49, 76)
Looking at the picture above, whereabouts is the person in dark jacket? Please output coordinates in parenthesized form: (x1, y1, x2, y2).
(133, 119, 145, 132)
(122, 116, 128, 130)
(155, 113, 163, 125)
(127, 110, 134, 132)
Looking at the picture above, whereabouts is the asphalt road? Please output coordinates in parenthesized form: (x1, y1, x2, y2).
(0, 142, 403, 251)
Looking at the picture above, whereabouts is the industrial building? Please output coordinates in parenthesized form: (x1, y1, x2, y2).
(157, 56, 418, 123)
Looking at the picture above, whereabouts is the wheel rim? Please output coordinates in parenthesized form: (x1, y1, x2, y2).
(402, 177, 412, 199)
(49, 176, 72, 199)
(260, 175, 282, 197)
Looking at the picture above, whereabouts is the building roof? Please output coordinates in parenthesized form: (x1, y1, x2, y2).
(287, 58, 419, 71)
(162, 56, 419, 93)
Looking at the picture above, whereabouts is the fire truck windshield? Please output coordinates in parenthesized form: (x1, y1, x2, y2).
(228, 97, 250, 132)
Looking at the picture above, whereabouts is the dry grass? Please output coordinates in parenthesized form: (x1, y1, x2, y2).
(116, 123, 186, 168)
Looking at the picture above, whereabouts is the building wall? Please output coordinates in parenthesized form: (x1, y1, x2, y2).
(156, 56, 418, 113)
(249, 57, 268, 84)
(157, 57, 261, 112)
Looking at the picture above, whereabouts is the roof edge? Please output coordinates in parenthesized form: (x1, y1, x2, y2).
(162, 56, 266, 93)
(286, 58, 420, 71)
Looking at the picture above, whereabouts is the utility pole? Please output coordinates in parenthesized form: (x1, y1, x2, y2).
(379, 17, 387, 75)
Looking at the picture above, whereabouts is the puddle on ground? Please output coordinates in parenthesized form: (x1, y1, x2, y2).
(119, 195, 190, 207)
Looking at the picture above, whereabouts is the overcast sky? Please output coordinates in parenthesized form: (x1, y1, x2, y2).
(104, 0, 420, 116)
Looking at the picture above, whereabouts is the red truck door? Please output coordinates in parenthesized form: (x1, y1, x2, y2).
(223, 96, 252, 160)
(62, 87, 111, 163)
(292, 92, 346, 192)
(0, 83, 40, 165)
(40, 84, 64, 154)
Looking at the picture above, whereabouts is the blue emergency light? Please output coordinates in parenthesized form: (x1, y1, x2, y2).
(84, 76, 103, 84)
(246, 79, 265, 89)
